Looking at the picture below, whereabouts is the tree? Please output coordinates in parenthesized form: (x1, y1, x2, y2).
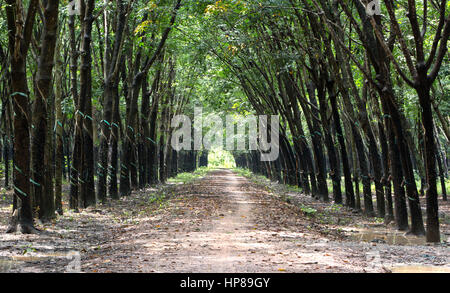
(5, 0, 38, 233)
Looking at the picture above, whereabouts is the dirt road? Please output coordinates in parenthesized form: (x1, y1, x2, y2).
(1, 169, 448, 273)
(84, 169, 449, 273)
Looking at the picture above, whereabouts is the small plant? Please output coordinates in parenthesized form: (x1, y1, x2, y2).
(287, 185, 302, 193)
(325, 204, 342, 213)
(233, 167, 252, 178)
(21, 244, 36, 255)
(300, 205, 317, 217)
(375, 217, 384, 224)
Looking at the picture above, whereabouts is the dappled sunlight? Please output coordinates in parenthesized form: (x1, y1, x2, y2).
(1, 169, 448, 273)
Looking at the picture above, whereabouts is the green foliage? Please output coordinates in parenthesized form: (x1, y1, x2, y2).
(299, 205, 317, 217)
(208, 148, 236, 168)
(168, 166, 211, 184)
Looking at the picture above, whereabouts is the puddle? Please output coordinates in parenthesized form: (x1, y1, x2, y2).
(0, 259, 15, 271)
(344, 228, 427, 245)
(391, 265, 450, 273)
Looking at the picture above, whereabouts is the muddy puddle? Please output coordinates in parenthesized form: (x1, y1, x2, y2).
(391, 265, 450, 273)
(343, 228, 428, 245)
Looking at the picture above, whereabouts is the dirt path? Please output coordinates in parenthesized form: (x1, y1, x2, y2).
(84, 169, 449, 273)
(1, 169, 449, 273)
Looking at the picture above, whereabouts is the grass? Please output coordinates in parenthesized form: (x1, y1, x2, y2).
(233, 167, 252, 178)
(168, 166, 211, 184)
(437, 178, 450, 198)
(299, 205, 317, 217)
(233, 167, 271, 186)
(233, 167, 264, 181)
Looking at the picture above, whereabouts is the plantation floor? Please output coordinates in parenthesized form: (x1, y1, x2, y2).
(0, 169, 449, 273)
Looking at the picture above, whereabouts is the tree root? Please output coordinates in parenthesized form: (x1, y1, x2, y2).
(5, 210, 19, 233)
(19, 223, 41, 234)
(6, 223, 41, 234)
(5, 210, 41, 234)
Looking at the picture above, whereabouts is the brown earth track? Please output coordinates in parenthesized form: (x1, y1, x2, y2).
(82, 169, 449, 273)
(0, 169, 448, 272)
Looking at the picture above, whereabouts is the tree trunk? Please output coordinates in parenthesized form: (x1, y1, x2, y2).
(306, 81, 329, 202)
(69, 12, 80, 211)
(54, 40, 64, 215)
(351, 125, 375, 216)
(5, 0, 38, 233)
(31, 0, 59, 221)
(108, 75, 121, 199)
(79, 0, 96, 207)
(330, 94, 355, 207)
(417, 86, 440, 242)
(378, 121, 394, 222)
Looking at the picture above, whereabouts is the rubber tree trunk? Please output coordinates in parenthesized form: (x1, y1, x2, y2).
(306, 81, 329, 202)
(69, 12, 80, 211)
(108, 79, 121, 200)
(382, 102, 409, 231)
(378, 121, 394, 222)
(330, 94, 355, 208)
(31, 0, 59, 221)
(121, 69, 144, 196)
(351, 125, 375, 216)
(148, 93, 159, 185)
(5, 0, 38, 233)
(318, 79, 341, 204)
(78, 0, 96, 207)
(54, 42, 64, 215)
(139, 74, 151, 188)
(417, 85, 440, 242)
(434, 128, 447, 201)
(385, 95, 425, 235)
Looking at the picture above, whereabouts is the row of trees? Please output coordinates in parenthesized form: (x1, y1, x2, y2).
(202, 0, 448, 243)
(0, 0, 204, 233)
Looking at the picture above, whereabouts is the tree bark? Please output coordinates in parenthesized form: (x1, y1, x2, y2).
(32, 0, 59, 221)
(79, 0, 96, 207)
(5, 0, 39, 233)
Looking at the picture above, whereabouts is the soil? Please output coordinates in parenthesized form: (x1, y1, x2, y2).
(0, 169, 448, 273)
